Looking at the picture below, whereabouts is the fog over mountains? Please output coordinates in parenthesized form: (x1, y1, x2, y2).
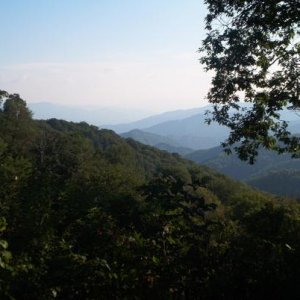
(104, 106, 209, 133)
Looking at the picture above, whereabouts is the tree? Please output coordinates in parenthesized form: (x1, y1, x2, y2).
(200, 0, 300, 163)
(0, 91, 35, 155)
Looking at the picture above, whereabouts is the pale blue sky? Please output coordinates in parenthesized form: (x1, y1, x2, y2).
(0, 0, 210, 112)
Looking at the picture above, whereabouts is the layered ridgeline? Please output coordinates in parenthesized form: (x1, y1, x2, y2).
(101, 106, 300, 198)
(1, 92, 300, 299)
(121, 129, 194, 155)
(105, 104, 300, 151)
(186, 146, 300, 199)
(111, 108, 230, 150)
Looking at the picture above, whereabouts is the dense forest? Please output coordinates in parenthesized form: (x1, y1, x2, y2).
(186, 146, 300, 198)
(0, 91, 300, 299)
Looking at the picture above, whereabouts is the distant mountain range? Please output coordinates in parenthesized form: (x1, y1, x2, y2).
(106, 105, 300, 151)
(107, 105, 230, 150)
(121, 129, 194, 155)
(30, 103, 230, 150)
(29, 102, 300, 197)
(111, 107, 300, 198)
(30, 103, 300, 151)
(104, 106, 209, 133)
(142, 113, 229, 150)
(28, 102, 154, 125)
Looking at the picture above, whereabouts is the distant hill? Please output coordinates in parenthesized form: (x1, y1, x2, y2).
(153, 143, 194, 155)
(247, 170, 300, 198)
(30, 102, 300, 154)
(186, 146, 292, 180)
(121, 129, 179, 147)
(143, 113, 229, 150)
(114, 109, 229, 150)
(121, 129, 193, 155)
(186, 146, 300, 198)
(28, 102, 153, 125)
(141, 108, 300, 150)
(103, 106, 209, 133)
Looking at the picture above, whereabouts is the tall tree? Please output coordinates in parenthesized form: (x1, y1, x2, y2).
(0, 91, 35, 155)
(200, 0, 300, 163)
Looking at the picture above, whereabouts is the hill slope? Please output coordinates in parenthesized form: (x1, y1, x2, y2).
(2, 92, 300, 299)
(143, 113, 229, 149)
(121, 129, 194, 155)
(186, 146, 300, 198)
(103, 106, 209, 133)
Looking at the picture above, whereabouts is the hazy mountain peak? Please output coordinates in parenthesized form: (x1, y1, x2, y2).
(103, 105, 211, 133)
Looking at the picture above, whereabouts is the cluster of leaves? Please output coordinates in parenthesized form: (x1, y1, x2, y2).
(1, 91, 300, 299)
(201, 0, 300, 163)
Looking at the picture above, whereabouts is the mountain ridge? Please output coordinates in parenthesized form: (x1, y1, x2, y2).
(103, 106, 210, 133)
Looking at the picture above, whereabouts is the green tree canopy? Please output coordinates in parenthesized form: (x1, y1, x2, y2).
(201, 0, 300, 163)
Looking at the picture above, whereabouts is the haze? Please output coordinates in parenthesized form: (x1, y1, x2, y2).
(0, 0, 210, 113)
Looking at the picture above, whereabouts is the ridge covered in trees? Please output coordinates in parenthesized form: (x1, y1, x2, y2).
(1, 91, 300, 299)
(186, 145, 300, 198)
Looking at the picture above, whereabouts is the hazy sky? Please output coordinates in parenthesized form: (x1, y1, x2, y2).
(0, 0, 211, 113)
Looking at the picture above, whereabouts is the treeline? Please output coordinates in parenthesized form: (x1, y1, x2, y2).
(1, 91, 300, 299)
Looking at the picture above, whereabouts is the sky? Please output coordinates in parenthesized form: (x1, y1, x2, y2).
(0, 0, 211, 113)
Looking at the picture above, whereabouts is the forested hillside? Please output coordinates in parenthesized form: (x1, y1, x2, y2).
(1, 92, 300, 299)
(121, 129, 193, 155)
(186, 147, 300, 198)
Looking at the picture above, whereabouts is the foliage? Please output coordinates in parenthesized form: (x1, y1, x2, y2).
(186, 145, 300, 197)
(201, 0, 300, 163)
(1, 90, 300, 298)
(0, 217, 12, 297)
